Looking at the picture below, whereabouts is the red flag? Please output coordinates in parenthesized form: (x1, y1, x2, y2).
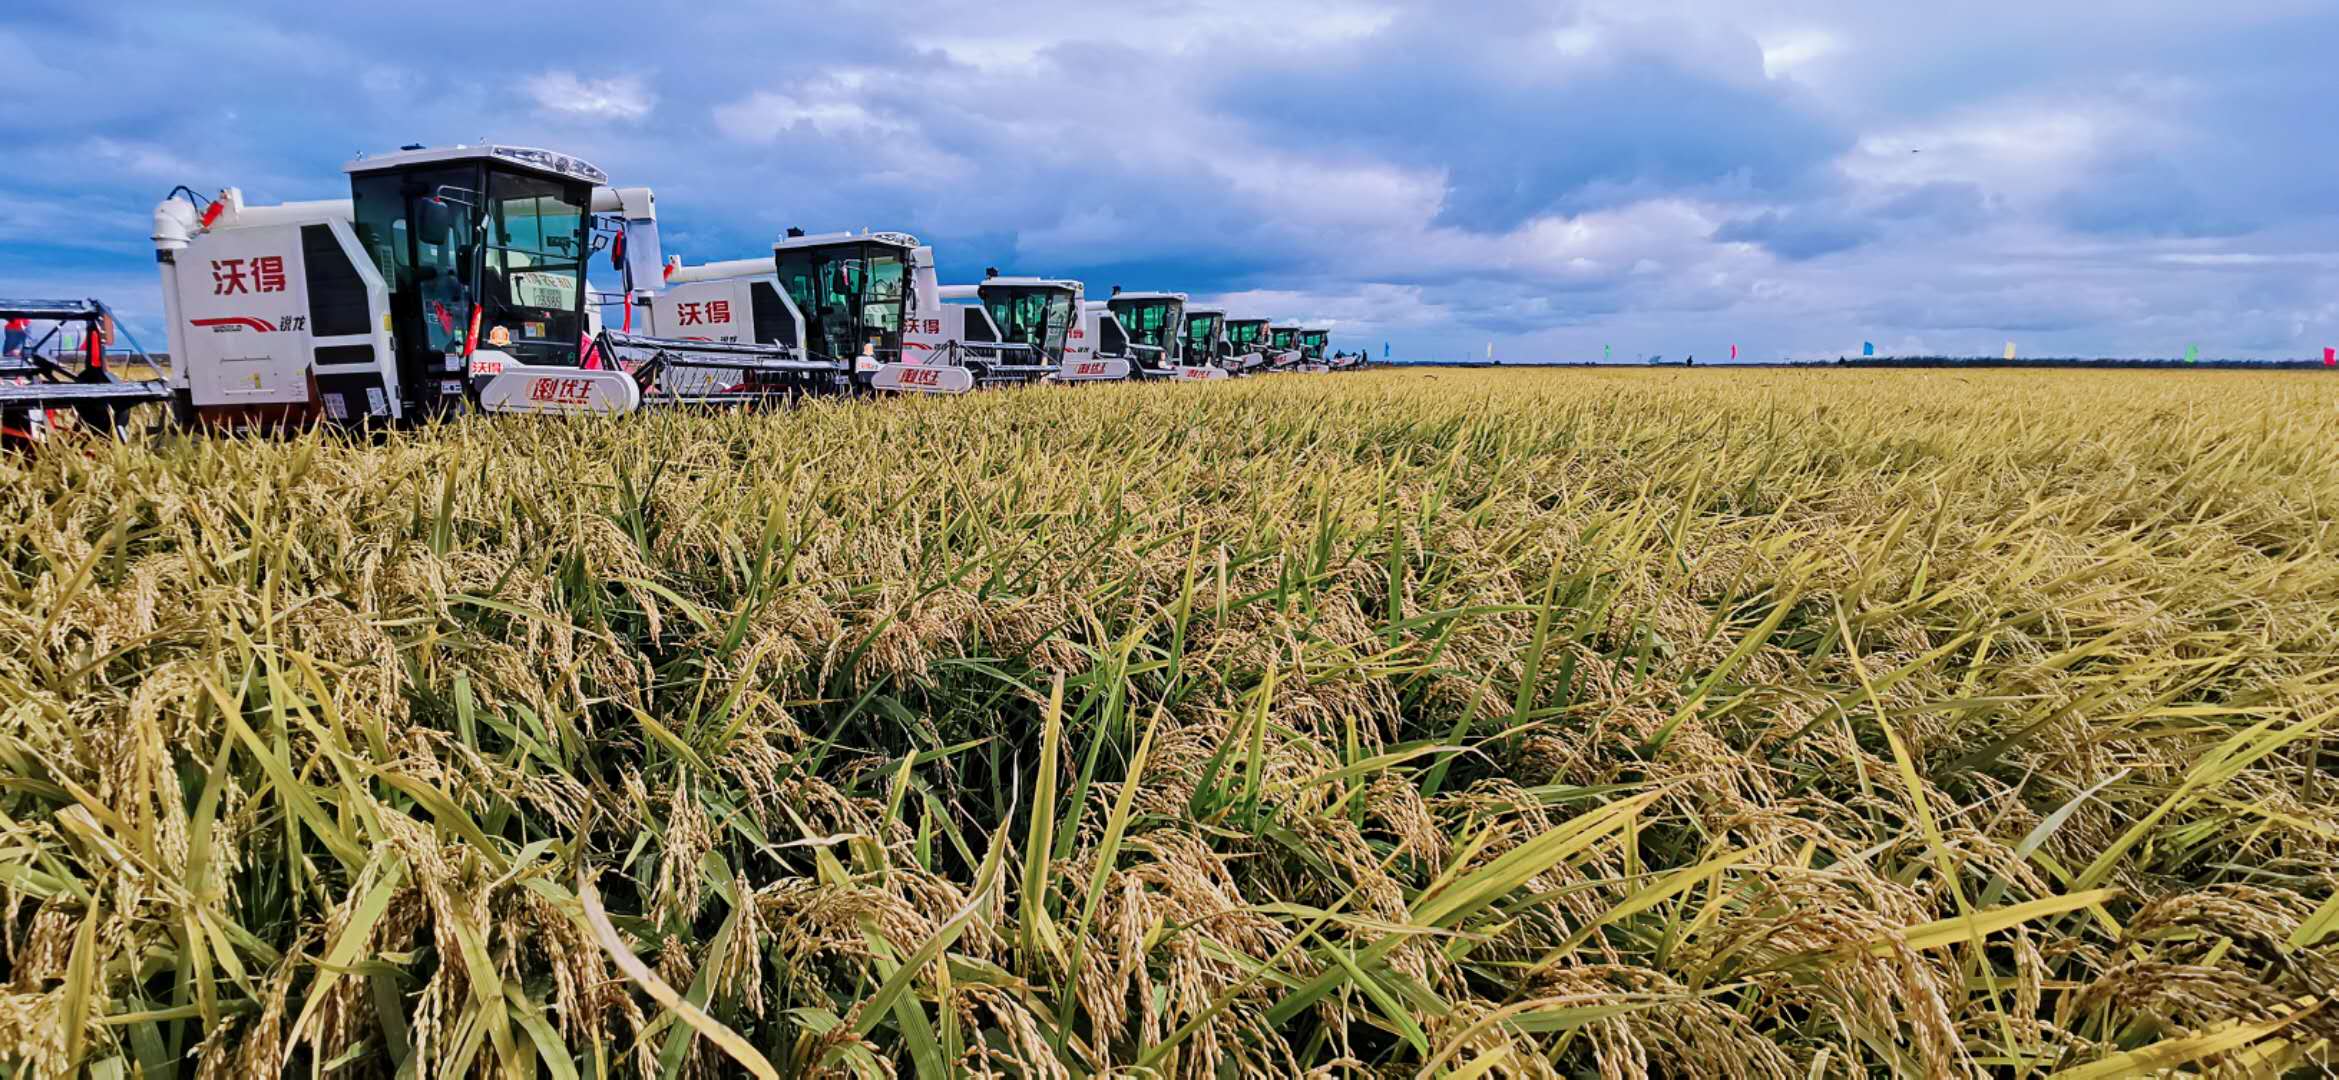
(1729, 343, 1738, 360)
(2326, 347, 2336, 367)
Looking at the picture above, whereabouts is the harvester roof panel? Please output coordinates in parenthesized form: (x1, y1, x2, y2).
(775, 231, 918, 252)
(344, 144, 607, 185)
(981, 277, 1079, 290)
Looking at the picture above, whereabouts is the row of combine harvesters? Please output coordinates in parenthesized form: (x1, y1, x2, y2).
(0, 143, 1368, 442)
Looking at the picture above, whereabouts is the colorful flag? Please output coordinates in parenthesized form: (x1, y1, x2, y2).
(1730, 344, 1738, 360)
(2325, 347, 2335, 367)
(1862, 342, 1876, 357)
(2186, 344, 2199, 364)
(1486, 341, 1493, 361)
(1383, 341, 1389, 358)
(1604, 344, 1612, 361)
(2004, 342, 2017, 361)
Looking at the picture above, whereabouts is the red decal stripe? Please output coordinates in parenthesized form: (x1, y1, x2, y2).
(190, 317, 275, 333)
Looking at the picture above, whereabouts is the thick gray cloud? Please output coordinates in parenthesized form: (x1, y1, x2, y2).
(1211, 3, 1852, 231)
(0, 0, 2332, 361)
(1714, 209, 1876, 261)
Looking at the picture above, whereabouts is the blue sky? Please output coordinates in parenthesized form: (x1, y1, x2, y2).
(3, 0, 2334, 361)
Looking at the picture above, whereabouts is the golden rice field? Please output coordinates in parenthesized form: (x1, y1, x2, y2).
(5, 368, 2339, 1078)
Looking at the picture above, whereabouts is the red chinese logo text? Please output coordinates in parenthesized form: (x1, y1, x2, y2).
(210, 256, 288, 295)
(527, 377, 595, 406)
(675, 300, 735, 327)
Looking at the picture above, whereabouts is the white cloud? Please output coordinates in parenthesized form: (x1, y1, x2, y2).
(1758, 29, 1840, 77)
(79, 137, 205, 181)
(713, 90, 907, 141)
(907, 0, 1393, 69)
(1203, 284, 1449, 336)
(523, 72, 656, 121)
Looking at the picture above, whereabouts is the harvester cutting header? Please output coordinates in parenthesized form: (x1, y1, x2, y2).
(0, 140, 1355, 440)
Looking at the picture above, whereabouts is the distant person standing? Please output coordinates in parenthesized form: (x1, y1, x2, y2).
(2, 318, 27, 359)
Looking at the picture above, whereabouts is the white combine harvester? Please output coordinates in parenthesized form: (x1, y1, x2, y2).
(1181, 306, 1231, 374)
(942, 271, 1131, 383)
(1222, 317, 1277, 373)
(1106, 290, 1227, 381)
(653, 230, 1052, 396)
(1266, 323, 1314, 371)
(1295, 327, 1335, 373)
(110, 142, 828, 424)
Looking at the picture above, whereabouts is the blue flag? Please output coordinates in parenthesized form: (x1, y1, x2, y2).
(1862, 342, 1876, 357)
(1383, 341, 1389, 358)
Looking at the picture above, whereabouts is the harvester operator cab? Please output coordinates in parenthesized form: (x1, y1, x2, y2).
(1183, 308, 1228, 369)
(1299, 329, 1330, 362)
(347, 146, 601, 412)
(771, 231, 915, 371)
(1105, 291, 1186, 375)
(977, 275, 1080, 367)
(1225, 318, 1269, 367)
(1270, 325, 1301, 353)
